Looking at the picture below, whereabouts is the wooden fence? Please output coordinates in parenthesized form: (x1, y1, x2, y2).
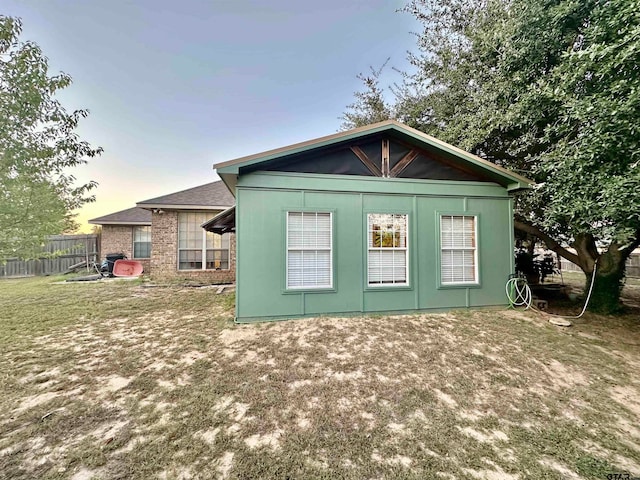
(0, 234, 99, 278)
(559, 253, 640, 278)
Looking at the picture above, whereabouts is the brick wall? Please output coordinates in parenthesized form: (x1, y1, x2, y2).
(150, 210, 236, 284)
(101, 225, 132, 259)
(100, 225, 151, 273)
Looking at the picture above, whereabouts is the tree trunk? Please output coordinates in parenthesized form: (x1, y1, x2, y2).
(513, 221, 638, 315)
(582, 248, 626, 315)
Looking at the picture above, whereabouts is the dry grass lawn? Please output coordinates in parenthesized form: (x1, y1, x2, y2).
(0, 274, 639, 479)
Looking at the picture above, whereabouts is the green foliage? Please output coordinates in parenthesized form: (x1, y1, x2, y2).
(538, 0, 640, 241)
(0, 16, 102, 261)
(344, 0, 640, 312)
(401, 0, 640, 243)
(340, 59, 394, 130)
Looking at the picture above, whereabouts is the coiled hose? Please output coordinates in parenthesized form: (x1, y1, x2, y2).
(505, 259, 598, 321)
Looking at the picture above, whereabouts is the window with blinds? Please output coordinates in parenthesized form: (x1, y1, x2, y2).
(367, 213, 408, 286)
(440, 215, 478, 284)
(132, 226, 151, 258)
(286, 212, 332, 289)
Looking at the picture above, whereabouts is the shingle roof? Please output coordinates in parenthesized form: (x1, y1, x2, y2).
(88, 207, 151, 225)
(136, 181, 234, 209)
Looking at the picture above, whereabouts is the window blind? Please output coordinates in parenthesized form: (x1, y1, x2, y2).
(287, 212, 332, 288)
(441, 215, 477, 284)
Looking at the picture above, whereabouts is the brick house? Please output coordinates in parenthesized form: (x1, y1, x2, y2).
(89, 181, 235, 283)
(88, 207, 152, 273)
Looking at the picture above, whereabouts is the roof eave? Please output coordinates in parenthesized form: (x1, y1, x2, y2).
(88, 220, 151, 226)
(216, 172, 237, 196)
(136, 204, 232, 210)
(214, 120, 398, 174)
(506, 182, 533, 192)
(214, 120, 535, 188)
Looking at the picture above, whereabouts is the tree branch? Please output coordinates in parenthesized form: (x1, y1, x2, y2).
(514, 220, 581, 266)
(572, 232, 598, 272)
(620, 229, 640, 258)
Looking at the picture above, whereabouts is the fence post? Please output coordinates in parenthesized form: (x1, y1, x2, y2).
(85, 236, 90, 272)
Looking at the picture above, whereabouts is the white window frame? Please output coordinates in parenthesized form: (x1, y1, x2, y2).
(286, 211, 333, 290)
(440, 214, 478, 285)
(367, 213, 409, 287)
(132, 226, 151, 259)
(177, 212, 230, 271)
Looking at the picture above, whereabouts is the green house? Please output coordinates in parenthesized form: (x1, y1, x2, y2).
(210, 121, 532, 323)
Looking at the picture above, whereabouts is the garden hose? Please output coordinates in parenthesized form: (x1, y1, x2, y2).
(505, 259, 599, 322)
(505, 277, 532, 310)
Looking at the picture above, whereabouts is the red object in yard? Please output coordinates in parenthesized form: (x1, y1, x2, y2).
(112, 259, 144, 277)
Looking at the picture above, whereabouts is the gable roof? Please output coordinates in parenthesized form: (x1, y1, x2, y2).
(214, 120, 534, 193)
(89, 207, 151, 226)
(136, 180, 235, 210)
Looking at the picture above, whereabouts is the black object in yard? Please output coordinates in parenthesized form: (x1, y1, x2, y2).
(66, 274, 103, 282)
(101, 253, 127, 277)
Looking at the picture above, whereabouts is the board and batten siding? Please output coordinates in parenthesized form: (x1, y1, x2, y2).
(234, 171, 514, 323)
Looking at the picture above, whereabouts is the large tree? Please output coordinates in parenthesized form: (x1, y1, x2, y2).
(340, 61, 394, 130)
(0, 16, 102, 262)
(343, 0, 640, 313)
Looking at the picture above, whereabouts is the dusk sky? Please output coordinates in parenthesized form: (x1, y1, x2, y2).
(3, 1, 420, 231)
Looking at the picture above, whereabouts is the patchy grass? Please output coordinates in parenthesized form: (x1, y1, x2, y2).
(0, 276, 639, 479)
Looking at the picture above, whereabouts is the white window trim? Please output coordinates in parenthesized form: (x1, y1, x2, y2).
(367, 213, 409, 287)
(440, 214, 479, 285)
(132, 226, 151, 259)
(286, 211, 333, 290)
(177, 212, 230, 271)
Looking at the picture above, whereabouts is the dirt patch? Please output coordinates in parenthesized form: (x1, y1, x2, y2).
(15, 392, 59, 411)
(433, 388, 458, 408)
(178, 351, 207, 365)
(458, 427, 509, 444)
(217, 451, 234, 478)
(610, 385, 640, 416)
(218, 327, 259, 346)
(462, 464, 519, 480)
(91, 420, 128, 442)
(71, 468, 101, 480)
(196, 427, 221, 445)
(540, 359, 589, 389)
(98, 375, 131, 394)
(539, 457, 582, 479)
(371, 450, 413, 468)
(244, 429, 283, 450)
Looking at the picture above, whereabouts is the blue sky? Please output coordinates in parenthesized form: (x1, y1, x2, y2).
(3, 1, 419, 230)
